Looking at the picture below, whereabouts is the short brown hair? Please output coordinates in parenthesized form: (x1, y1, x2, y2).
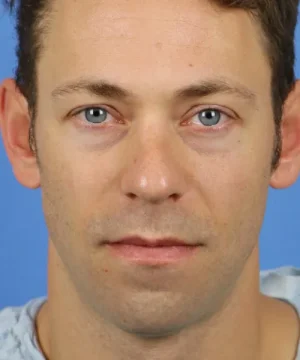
(2, 0, 299, 170)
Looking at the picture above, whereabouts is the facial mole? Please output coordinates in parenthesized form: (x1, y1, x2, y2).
(189, 63, 194, 67)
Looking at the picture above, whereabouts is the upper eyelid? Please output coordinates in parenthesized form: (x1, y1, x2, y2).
(70, 104, 120, 118)
(188, 104, 236, 117)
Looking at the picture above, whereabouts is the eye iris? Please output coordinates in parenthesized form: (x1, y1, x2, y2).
(85, 108, 107, 123)
(198, 110, 220, 126)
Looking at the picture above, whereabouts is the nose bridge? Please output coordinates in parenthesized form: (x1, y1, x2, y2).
(120, 123, 188, 203)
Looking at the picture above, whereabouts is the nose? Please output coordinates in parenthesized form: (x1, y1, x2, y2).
(120, 130, 189, 204)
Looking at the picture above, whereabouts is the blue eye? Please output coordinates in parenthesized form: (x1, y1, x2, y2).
(197, 109, 221, 126)
(84, 108, 108, 124)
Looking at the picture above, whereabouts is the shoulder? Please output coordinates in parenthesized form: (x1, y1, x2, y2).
(0, 297, 46, 360)
(260, 266, 300, 358)
(0, 303, 24, 359)
(260, 266, 300, 300)
(260, 266, 300, 316)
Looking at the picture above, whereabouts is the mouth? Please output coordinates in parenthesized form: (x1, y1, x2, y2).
(105, 236, 202, 265)
(107, 235, 197, 247)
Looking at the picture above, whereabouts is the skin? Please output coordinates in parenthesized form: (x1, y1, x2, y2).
(1, 0, 300, 359)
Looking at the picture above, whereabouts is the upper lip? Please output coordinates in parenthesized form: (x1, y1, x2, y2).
(107, 236, 195, 247)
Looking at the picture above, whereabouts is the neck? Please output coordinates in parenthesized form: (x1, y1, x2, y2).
(36, 243, 270, 360)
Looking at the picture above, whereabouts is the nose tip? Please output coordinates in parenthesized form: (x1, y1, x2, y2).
(120, 145, 188, 204)
(125, 174, 181, 203)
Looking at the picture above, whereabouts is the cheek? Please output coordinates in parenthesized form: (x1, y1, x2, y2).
(197, 142, 271, 237)
(42, 144, 120, 232)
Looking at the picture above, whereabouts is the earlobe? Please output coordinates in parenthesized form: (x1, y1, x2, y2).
(270, 160, 299, 189)
(270, 80, 300, 189)
(0, 78, 40, 189)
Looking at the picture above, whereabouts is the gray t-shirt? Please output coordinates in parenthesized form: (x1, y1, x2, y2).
(1, 266, 300, 359)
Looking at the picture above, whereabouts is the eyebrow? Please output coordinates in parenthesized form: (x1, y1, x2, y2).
(51, 77, 257, 106)
(174, 79, 257, 105)
(51, 79, 133, 101)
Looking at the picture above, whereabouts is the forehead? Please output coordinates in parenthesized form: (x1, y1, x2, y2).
(39, 0, 271, 100)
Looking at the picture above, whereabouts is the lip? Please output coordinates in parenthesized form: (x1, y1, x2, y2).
(107, 236, 194, 247)
(105, 236, 200, 265)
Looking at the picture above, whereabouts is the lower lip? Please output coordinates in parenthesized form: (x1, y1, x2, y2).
(106, 244, 199, 265)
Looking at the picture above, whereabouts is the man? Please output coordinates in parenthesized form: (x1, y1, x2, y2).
(0, 0, 300, 359)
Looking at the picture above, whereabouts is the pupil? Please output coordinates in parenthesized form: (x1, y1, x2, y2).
(90, 109, 99, 116)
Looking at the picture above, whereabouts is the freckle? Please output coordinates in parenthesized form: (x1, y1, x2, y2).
(189, 63, 194, 67)
(155, 42, 162, 49)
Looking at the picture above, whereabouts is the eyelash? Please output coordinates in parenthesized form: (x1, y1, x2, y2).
(71, 105, 122, 128)
(71, 105, 233, 130)
(185, 106, 232, 131)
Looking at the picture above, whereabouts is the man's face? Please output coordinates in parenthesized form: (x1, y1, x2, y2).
(36, 0, 274, 333)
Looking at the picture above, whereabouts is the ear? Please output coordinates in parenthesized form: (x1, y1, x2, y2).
(270, 80, 300, 189)
(0, 78, 40, 189)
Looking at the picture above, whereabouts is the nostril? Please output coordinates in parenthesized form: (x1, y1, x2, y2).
(127, 193, 137, 200)
(170, 193, 181, 201)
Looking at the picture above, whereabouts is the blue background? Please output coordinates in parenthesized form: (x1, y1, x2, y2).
(0, 7, 300, 309)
